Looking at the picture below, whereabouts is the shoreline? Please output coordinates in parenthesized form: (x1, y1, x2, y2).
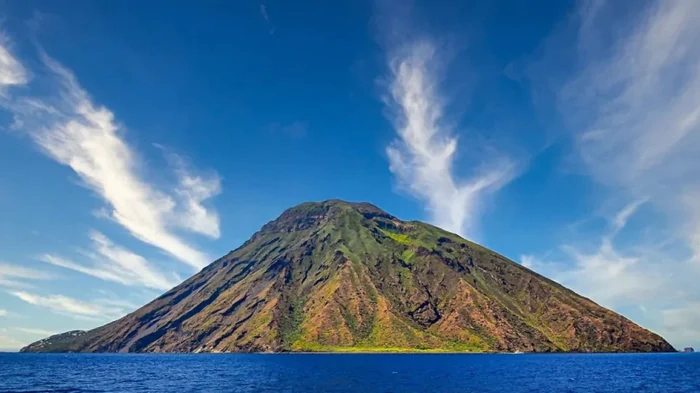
(12, 350, 682, 355)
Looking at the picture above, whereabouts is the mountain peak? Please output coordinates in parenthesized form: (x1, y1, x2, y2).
(21, 201, 674, 354)
(285, 199, 392, 217)
(256, 199, 395, 235)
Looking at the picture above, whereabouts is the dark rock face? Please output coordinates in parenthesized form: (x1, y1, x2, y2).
(21, 200, 676, 353)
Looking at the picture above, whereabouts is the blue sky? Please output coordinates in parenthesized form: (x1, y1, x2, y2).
(0, 0, 699, 351)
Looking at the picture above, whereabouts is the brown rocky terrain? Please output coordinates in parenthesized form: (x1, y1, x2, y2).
(21, 200, 675, 353)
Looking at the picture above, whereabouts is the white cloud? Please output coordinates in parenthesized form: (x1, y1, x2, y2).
(7, 52, 220, 270)
(10, 291, 101, 316)
(611, 198, 647, 236)
(0, 34, 28, 93)
(166, 152, 221, 239)
(176, 174, 221, 238)
(0, 309, 7, 317)
(558, 240, 664, 308)
(551, 198, 669, 308)
(9, 290, 127, 320)
(39, 231, 179, 291)
(0, 263, 54, 288)
(384, 40, 515, 237)
(549, 0, 700, 254)
(12, 327, 56, 336)
(524, 0, 700, 348)
(519, 255, 536, 269)
(525, 201, 694, 348)
(92, 296, 140, 312)
(533, 200, 679, 306)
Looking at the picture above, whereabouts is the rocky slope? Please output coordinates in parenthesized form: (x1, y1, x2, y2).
(21, 200, 675, 353)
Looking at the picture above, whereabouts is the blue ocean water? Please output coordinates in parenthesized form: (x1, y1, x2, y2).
(1, 353, 698, 393)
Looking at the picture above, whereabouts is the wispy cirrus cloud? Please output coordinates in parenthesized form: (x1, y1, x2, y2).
(611, 198, 648, 236)
(524, 0, 700, 347)
(9, 291, 104, 317)
(541, 0, 700, 252)
(9, 290, 129, 320)
(521, 200, 668, 308)
(0, 33, 28, 94)
(564, 1, 700, 191)
(259, 3, 275, 35)
(5, 50, 220, 270)
(0, 263, 54, 288)
(166, 151, 222, 239)
(383, 40, 515, 237)
(12, 327, 57, 336)
(39, 231, 179, 291)
(558, 242, 665, 309)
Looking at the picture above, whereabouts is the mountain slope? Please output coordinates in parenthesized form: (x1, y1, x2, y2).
(21, 200, 674, 353)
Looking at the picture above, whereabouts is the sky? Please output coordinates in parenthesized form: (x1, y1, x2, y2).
(0, 0, 698, 351)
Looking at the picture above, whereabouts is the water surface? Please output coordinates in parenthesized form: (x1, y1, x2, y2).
(1, 353, 698, 392)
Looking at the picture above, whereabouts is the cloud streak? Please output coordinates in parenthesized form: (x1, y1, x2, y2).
(0, 263, 54, 288)
(524, 0, 700, 346)
(12, 327, 57, 336)
(384, 40, 514, 237)
(552, 0, 700, 249)
(7, 51, 220, 270)
(166, 151, 222, 239)
(0, 33, 28, 94)
(10, 291, 104, 317)
(571, 1, 700, 185)
(259, 3, 275, 35)
(39, 231, 179, 291)
(522, 201, 669, 308)
(9, 290, 129, 320)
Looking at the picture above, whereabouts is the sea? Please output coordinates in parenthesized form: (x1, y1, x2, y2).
(1, 353, 698, 392)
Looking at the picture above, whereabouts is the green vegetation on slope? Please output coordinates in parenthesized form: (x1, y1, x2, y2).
(21, 200, 675, 354)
